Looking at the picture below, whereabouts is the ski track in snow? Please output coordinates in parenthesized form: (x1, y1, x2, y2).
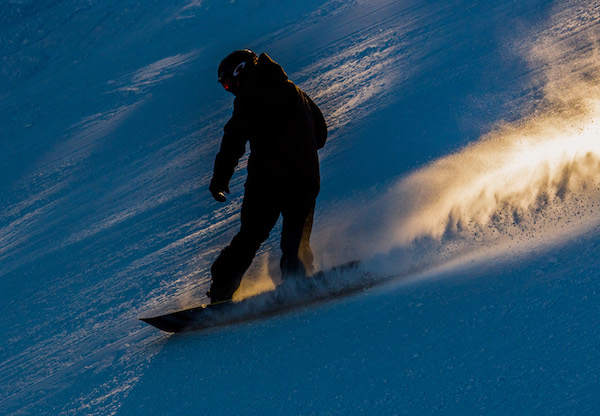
(2, 0, 600, 414)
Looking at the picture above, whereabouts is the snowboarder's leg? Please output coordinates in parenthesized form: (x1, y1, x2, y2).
(280, 197, 315, 279)
(209, 190, 279, 302)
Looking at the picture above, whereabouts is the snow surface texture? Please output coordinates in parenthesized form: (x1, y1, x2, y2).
(2, 0, 600, 414)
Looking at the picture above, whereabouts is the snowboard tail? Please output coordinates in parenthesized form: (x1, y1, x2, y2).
(139, 301, 234, 333)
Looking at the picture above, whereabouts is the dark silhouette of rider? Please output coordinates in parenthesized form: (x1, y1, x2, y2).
(208, 50, 327, 303)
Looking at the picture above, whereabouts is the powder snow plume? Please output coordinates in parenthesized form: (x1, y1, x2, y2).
(315, 0, 600, 273)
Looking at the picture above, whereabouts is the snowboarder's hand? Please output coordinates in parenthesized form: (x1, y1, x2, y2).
(209, 181, 229, 203)
(212, 190, 227, 202)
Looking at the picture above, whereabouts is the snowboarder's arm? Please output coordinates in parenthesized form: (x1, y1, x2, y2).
(210, 104, 247, 199)
(306, 94, 327, 149)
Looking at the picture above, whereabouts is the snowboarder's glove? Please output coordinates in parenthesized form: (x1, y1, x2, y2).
(209, 179, 229, 203)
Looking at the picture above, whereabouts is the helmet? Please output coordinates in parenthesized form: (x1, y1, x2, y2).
(217, 49, 258, 94)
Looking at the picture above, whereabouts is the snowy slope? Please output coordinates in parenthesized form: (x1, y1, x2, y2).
(2, 0, 600, 414)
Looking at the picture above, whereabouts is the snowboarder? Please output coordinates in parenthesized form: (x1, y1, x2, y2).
(207, 49, 327, 303)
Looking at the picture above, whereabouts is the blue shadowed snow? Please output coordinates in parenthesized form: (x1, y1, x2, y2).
(119, 225, 600, 415)
(2, 0, 600, 415)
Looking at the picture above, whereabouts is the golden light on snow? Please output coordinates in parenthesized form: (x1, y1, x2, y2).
(316, 0, 600, 268)
(393, 101, 600, 246)
(233, 253, 277, 301)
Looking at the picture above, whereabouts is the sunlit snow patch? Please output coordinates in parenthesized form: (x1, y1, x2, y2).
(316, 0, 600, 275)
(109, 50, 200, 94)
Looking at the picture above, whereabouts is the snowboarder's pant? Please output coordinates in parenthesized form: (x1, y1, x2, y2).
(210, 188, 315, 301)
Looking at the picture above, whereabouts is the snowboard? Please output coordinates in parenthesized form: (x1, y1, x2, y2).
(139, 261, 374, 333)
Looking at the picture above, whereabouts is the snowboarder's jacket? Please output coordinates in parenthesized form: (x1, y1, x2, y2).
(211, 53, 327, 197)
